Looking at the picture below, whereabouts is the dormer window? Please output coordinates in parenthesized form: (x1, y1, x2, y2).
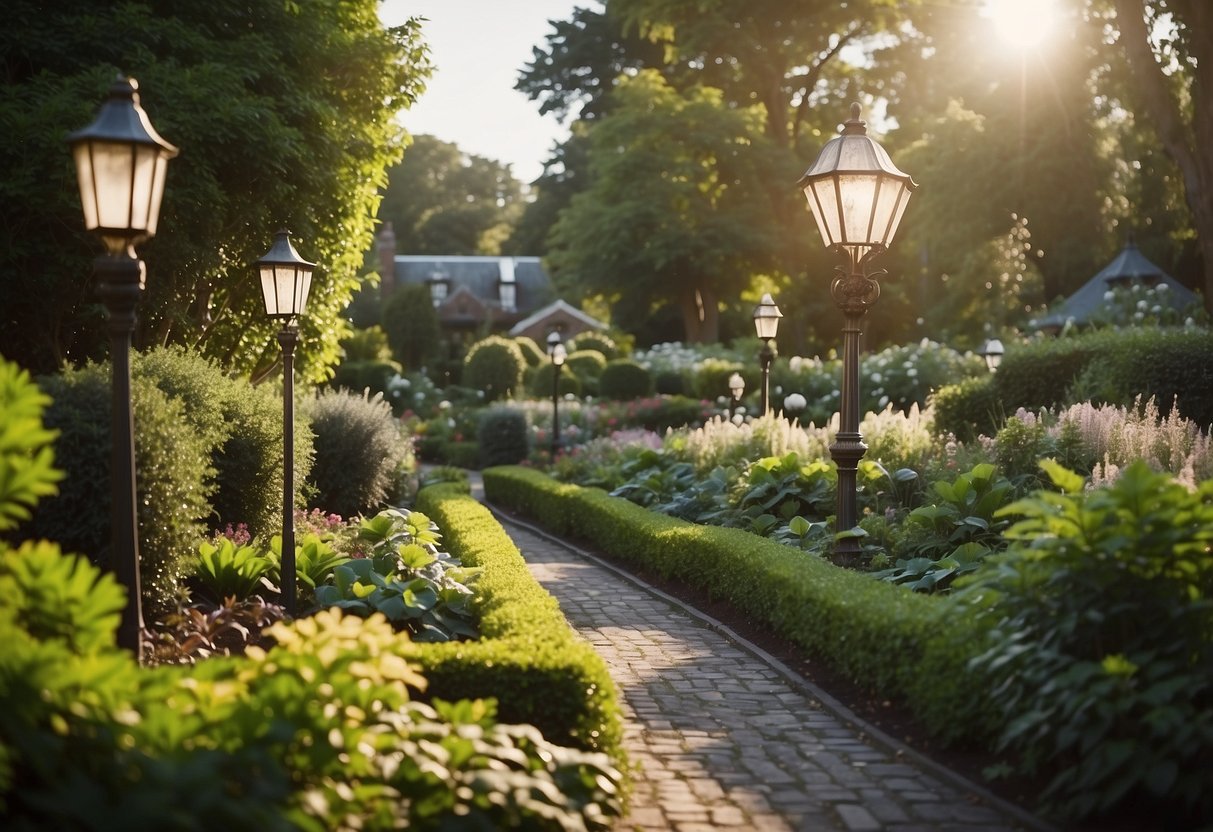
(499, 259, 517, 312)
(427, 270, 450, 306)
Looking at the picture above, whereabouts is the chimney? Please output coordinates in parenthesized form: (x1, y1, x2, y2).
(376, 222, 397, 297)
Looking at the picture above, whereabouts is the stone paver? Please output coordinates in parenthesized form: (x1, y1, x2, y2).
(478, 495, 1049, 832)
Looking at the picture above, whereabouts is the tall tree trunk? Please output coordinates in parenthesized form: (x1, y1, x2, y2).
(677, 285, 720, 343)
(1113, 0, 1213, 311)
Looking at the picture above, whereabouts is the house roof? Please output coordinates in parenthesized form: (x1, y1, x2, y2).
(508, 299, 607, 336)
(1031, 239, 1198, 330)
(392, 255, 553, 314)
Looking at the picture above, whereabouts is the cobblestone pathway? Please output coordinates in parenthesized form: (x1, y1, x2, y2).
(487, 507, 1052, 832)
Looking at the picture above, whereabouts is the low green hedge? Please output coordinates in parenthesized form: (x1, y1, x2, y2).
(479, 467, 982, 726)
(411, 483, 626, 766)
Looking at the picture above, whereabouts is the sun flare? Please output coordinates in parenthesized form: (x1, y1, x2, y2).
(987, 0, 1056, 49)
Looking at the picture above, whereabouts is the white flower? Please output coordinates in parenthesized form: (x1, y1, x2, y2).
(870, 372, 883, 383)
(439, 400, 452, 410)
(1136, 299, 1149, 311)
(906, 368, 918, 378)
(1104, 290, 1115, 302)
(1152, 305, 1162, 314)
(878, 395, 889, 408)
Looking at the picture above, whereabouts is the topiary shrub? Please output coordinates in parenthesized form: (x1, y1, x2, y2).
(993, 330, 1119, 413)
(34, 364, 213, 616)
(564, 349, 607, 396)
(599, 359, 653, 400)
(477, 407, 529, 467)
(462, 336, 526, 402)
(513, 336, 545, 367)
(929, 375, 1002, 441)
(529, 362, 583, 398)
(304, 389, 412, 518)
(654, 369, 687, 396)
(329, 359, 400, 399)
(571, 331, 618, 360)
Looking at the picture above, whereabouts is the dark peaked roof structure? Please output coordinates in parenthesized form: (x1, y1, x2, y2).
(1031, 237, 1198, 332)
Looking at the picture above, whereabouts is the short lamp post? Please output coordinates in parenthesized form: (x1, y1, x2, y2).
(981, 338, 1005, 372)
(68, 76, 178, 657)
(799, 103, 917, 565)
(753, 293, 783, 416)
(547, 331, 567, 456)
(728, 372, 745, 419)
(255, 230, 316, 616)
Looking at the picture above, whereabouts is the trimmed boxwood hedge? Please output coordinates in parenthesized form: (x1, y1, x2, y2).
(410, 482, 626, 768)
(478, 466, 991, 741)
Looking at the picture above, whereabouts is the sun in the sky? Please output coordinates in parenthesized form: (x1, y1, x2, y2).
(987, 0, 1056, 49)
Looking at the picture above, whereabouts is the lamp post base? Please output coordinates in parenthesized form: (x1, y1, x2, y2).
(830, 431, 867, 568)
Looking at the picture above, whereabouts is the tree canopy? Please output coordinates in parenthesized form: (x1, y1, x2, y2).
(0, 0, 431, 382)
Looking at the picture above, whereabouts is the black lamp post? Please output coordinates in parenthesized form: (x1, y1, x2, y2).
(255, 230, 316, 616)
(753, 293, 782, 416)
(67, 76, 178, 657)
(728, 372, 745, 419)
(981, 338, 1005, 372)
(547, 331, 566, 456)
(799, 103, 917, 565)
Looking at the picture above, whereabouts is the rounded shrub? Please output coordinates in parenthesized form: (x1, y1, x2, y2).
(304, 389, 412, 518)
(462, 336, 526, 402)
(514, 336, 546, 367)
(477, 407, 530, 467)
(530, 362, 583, 398)
(654, 369, 687, 396)
(599, 359, 653, 400)
(565, 349, 607, 396)
(929, 375, 1002, 441)
(135, 347, 312, 539)
(329, 359, 400, 399)
(571, 331, 618, 360)
(34, 364, 213, 616)
(340, 325, 393, 363)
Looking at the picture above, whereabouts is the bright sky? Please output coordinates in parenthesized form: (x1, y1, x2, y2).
(378, 0, 584, 184)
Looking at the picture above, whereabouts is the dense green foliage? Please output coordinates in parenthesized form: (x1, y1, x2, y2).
(33, 365, 211, 615)
(136, 347, 312, 537)
(0, 0, 432, 383)
(958, 461, 1213, 824)
(304, 389, 412, 518)
(477, 408, 530, 468)
(0, 361, 62, 532)
(462, 336, 527, 402)
(930, 375, 1001, 441)
(598, 359, 653, 400)
(570, 331, 618, 359)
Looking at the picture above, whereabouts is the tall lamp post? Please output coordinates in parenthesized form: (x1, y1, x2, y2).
(255, 230, 316, 616)
(547, 331, 566, 455)
(728, 372, 745, 419)
(68, 76, 178, 657)
(981, 338, 1005, 372)
(799, 103, 917, 565)
(753, 293, 783, 416)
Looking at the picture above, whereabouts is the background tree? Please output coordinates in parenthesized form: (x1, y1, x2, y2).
(381, 283, 442, 372)
(377, 134, 524, 256)
(546, 70, 782, 342)
(0, 0, 431, 382)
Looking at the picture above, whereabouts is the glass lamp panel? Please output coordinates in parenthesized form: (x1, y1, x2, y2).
(804, 178, 841, 248)
(127, 142, 159, 232)
(837, 174, 878, 246)
(146, 150, 172, 236)
(260, 265, 306, 317)
(71, 143, 99, 230)
(91, 141, 136, 232)
(552, 344, 567, 366)
(754, 314, 779, 340)
(881, 183, 912, 246)
(293, 270, 313, 316)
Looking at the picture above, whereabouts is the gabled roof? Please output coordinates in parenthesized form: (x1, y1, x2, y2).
(508, 299, 607, 336)
(1031, 238, 1198, 330)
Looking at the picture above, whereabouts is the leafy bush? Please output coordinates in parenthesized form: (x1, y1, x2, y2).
(0, 359, 62, 531)
(571, 331, 618, 359)
(653, 368, 687, 395)
(339, 325, 393, 363)
(463, 336, 526, 401)
(514, 335, 546, 367)
(690, 356, 746, 400)
(193, 537, 274, 603)
(34, 364, 212, 615)
(959, 461, 1213, 825)
(565, 348, 607, 395)
(530, 361, 584, 398)
(329, 358, 400, 398)
(305, 388, 412, 517)
(315, 508, 479, 641)
(478, 407, 530, 468)
(598, 359, 653, 400)
(930, 375, 1001, 440)
(135, 346, 312, 539)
